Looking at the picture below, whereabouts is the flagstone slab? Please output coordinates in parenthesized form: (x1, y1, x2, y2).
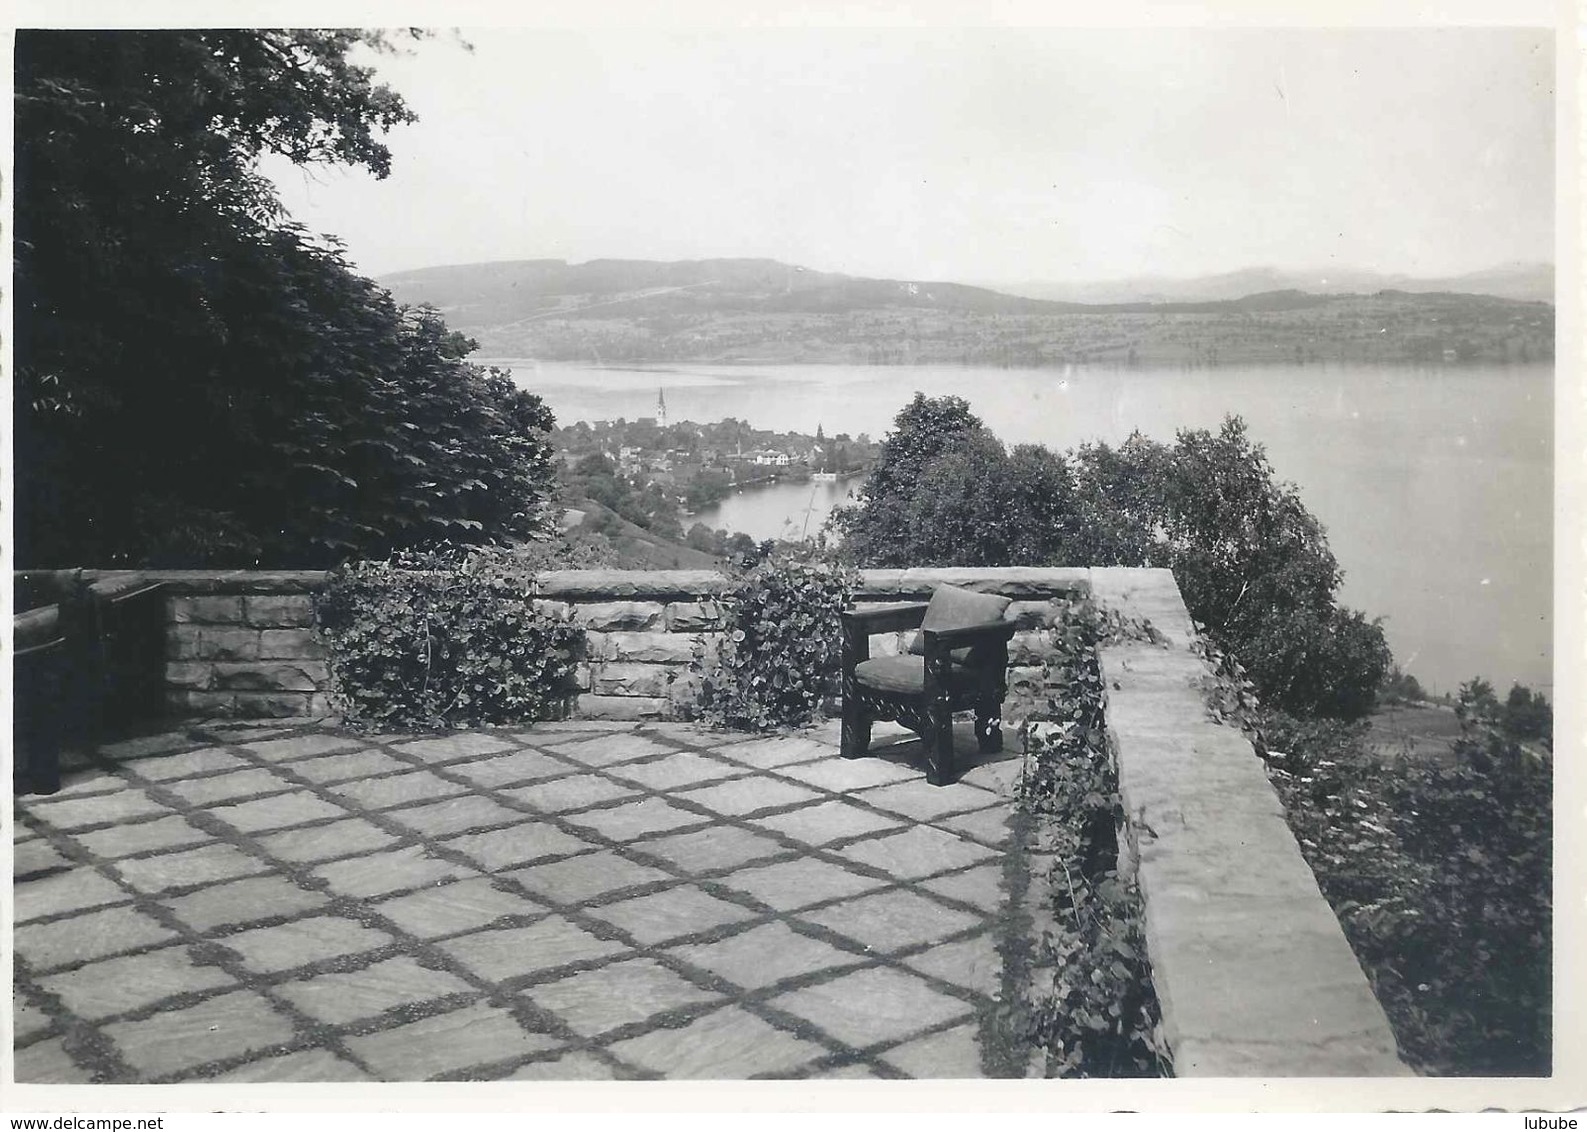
(13, 1037, 95, 1083)
(385, 795, 530, 837)
(674, 777, 822, 818)
(709, 737, 833, 770)
(505, 850, 674, 905)
(751, 800, 907, 847)
(28, 789, 170, 831)
(13, 838, 73, 878)
(775, 757, 923, 793)
(326, 771, 470, 811)
(919, 865, 1006, 913)
(798, 889, 983, 956)
(387, 733, 517, 763)
(526, 957, 718, 1037)
(12, 994, 55, 1044)
(717, 857, 887, 912)
(211, 1048, 372, 1082)
(937, 806, 1014, 848)
(586, 885, 757, 945)
(372, 878, 545, 939)
(116, 843, 272, 895)
(70, 815, 211, 860)
(133, 747, 249, 782)
(343, 1001, 561, 1080)
(13, 868, 132, 922)
(164, 874, 330, 933)
(162, 769, 295, 807)
(880, 1023, 984, 1078)
(668, 922, 865, 990)
(853, 780, 1000, 823)
(280, 749, 411, 785)
(219, 914, 396, 974)
(15, 905, 178, 972)
(838, 825, 997, 880)
(103, 989, 297, 1077)
(209, 791, 351, 834)
(255, 819, 398, 864)
(769, 967, 973, 1049)
(500, 774, 638, 814)
(563, 797, 708, 842)
(436, 918, 625, 982)
(440, 823, 594, 872)
(606, 752, 744, 791)
(502, 1051, 618, 1080)
(904, 932, 1003, 997)
(441, 750, 574, 788)
(310, 846, 479, 899)
(635, 825, 789, 873)
(242, 734, 366, 762)
(544, 733, 673, 767)
(608, 1004, 827, 1078)
(38, 946, 235, 1022)
(273, 957, 474, 1026)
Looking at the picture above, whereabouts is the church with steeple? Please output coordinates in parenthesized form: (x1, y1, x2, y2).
(655, 388, 667, 430)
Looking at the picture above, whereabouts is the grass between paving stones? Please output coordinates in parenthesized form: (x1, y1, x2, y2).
(998, 602, 1172, 1079)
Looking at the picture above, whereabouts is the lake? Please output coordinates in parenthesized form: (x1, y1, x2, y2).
(491, 358, 1554, 699)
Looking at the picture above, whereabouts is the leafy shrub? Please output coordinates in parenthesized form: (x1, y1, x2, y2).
(686, 550, 857, 731)
(314, 545, 584, 729)
(1014, 599, 1170, 1077)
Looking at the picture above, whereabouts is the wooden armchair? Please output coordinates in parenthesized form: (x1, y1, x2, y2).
(840, 586, 1017, 786)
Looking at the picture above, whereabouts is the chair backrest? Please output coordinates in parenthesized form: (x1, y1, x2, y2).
(908, 583, 1012, 664)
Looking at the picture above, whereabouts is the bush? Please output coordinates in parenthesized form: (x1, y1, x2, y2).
(686, 550, 857, 731)
(1014, 599, 1170, 1077)
(315, 545, 584, 729)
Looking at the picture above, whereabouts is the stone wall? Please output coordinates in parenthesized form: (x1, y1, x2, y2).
(140, 566, 1094, 724)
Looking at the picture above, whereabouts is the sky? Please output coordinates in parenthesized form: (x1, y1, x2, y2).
(262, 24, 1556, 285)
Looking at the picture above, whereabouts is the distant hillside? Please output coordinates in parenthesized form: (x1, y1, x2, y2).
(381, 257, 1553, 367)
(986, 262, 1554, 305)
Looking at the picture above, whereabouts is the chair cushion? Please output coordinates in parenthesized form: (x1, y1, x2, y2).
(908, 584, 1013, 662)
(854, 655, 931, 694)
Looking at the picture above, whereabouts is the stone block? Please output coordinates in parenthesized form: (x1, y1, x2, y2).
(168, 594, 244, 624)
(665, 599, 726, 631)
(571, 662, 595, 692)
(231, 691, 316, 718)
(305, 693, 336, 718)
(573, 600, 665, 631)
(213, 663, 325, 693)
(574, 694, 672, 721)
(173, 690, 238, 717)
(257, 628, 322, 659)
(1004, 666, 1047, 696)
(165, 662, 214, 690)
(1008, 630, 1058, 665)
(532, 599, 573, 620)
(243, 594, 316, 628)
(165, 624, 207, 660)
(202, 627, 263, 662)
(596, 632, 705, 664)
(592, 661, 678, 698)
(538, 569, 728, 601)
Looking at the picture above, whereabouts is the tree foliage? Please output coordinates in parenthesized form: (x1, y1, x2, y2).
(834, 394, 1391, 718)
(15, 29, 557, 567)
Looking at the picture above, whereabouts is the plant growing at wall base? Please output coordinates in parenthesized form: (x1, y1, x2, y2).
(686, 549, 857, 731)
(314, 545, 584, 729)
(1014, 599, 1171, 1077)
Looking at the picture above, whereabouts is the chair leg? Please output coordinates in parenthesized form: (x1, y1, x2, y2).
(975, 696, 1002, 754)
(841, 703, 871, 760)
(926, 701, 955, 786)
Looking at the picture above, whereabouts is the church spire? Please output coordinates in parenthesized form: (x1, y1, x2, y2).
(656, 388, 667, 429)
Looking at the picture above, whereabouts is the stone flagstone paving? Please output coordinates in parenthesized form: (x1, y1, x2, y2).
(11, 717, 1029, 1083)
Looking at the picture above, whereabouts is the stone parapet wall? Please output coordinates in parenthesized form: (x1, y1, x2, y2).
(139, 567, 1093, 723)
(1090, 567, 1409, 1077)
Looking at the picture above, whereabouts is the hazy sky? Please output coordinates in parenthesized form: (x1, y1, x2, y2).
(263, 25, 1555, 283)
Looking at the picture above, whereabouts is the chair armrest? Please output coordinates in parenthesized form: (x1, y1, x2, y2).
(841, 602, 928, 635)
(921, 618, 1017, 650)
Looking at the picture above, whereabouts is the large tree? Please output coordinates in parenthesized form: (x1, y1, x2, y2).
(15, 29, 557, 566)
(834, 395, 1391, 719)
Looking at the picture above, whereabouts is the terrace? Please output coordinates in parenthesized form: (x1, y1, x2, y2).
(11, 567, 1408, 1082)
